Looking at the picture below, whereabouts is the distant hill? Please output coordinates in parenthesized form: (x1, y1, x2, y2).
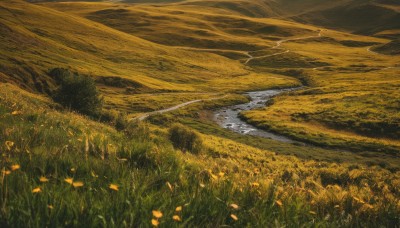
(0, 0, 251, 93)
(373, 39, 400, 55)
(27, 0, 400, 37)
(177, 0, 281, 17)
(280, 0, 400, 35)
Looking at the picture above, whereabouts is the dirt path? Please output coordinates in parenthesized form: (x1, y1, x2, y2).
(245, 50, 290, 64)
(366, 46, 380, 55)
(132, 31, 325, 121)
(132, 95, 227, 121)
(245, 30, 322, 64)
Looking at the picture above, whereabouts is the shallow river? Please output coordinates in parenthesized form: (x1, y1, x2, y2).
(213, 88, 297, 143)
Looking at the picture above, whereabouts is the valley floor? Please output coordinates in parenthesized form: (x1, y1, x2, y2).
(1, 0, 400, 226)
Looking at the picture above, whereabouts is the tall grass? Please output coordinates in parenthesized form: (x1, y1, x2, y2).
(0, 84, 399, 227)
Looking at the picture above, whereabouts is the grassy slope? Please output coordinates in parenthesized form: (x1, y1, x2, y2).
(1, 83, 400, 227)
(242, 30, 400, 152)
(1, 0, 400, 226)
(41, 1, 316, 49)
(1, 0, 258, 88)
(281, 0, 400, 35)
(3, 0, 398, 151)
(373, 39, 400, 55)
(0, 0, 301, 114)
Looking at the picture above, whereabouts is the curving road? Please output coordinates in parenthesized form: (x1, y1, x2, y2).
(131, 95, 227, 121)
(245, 30, 322, 64)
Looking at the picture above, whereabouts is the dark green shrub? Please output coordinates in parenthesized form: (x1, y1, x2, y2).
(169, 123, 203, 154)
(49, 67, 74, 84)
(115, 112, 128, 131)
(52, 68, 103, 117)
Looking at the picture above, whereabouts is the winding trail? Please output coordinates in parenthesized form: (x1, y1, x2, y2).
(131, 95, 227, 121)
(245, 30, 323, 65)
(245, 50, 289, 64)
(132, 31, 324, 122)
(366, 46, 379, 55)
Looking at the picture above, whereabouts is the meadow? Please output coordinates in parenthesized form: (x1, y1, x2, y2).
(1, 0, 400, 226)
(1, 82, 399, 227)
(242, 34, 400, 153)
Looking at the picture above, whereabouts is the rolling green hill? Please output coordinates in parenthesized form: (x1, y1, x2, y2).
(1, 0, 400, 226)
(1, 0, 301, 100)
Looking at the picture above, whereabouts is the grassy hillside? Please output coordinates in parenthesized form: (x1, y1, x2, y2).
(1, 82, 400, 226)
(285, 0, 400, 35)
(373, 39, 400, 55)
(42, 1, 315, 49)
(242, 29, 400, 153)
(1, 0, 400, 226)
(0, 0, 245, 91)
(4, 0, 397, 152)
(1, 0, 302, 115)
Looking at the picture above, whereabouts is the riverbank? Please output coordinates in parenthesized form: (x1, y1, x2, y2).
(213, 88, 298, 143)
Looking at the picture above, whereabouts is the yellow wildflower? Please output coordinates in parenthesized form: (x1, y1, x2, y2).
(39, 176, 49, 182)
(10, 164, 20, 171)
(64, 177, 73, 185)
(230, 203, 239, 210)
(72, 181, 84, 188)
(175, 206, 182, 212)
(172, 215, 181, 222)
(32, 187, 41, 193)
(152, 210, 163, 219)
(109, 184, 119, 191)
(230, 214, 238, 221)
(151, 219, 159, 227)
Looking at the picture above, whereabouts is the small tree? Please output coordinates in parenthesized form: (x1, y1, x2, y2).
(169, 123, 203, 154)
(52, 68, 103, 117)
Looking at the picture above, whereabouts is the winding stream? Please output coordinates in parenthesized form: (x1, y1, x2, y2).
(213, 88, 298, 143)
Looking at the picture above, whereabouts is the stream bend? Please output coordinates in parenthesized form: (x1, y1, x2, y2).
(214, 88, 300, 143)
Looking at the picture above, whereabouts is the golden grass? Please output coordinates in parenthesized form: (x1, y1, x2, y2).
(243, 37, 400, 151)
(1, 0, 398, 152)
(1, 0, 308, 114)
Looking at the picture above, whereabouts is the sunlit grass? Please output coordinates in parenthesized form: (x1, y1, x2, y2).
(1, 0, 400, 226)
(1, 81, 399, 227)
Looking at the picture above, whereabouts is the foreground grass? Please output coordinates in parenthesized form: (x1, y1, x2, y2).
(1, 84, 399, 227)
